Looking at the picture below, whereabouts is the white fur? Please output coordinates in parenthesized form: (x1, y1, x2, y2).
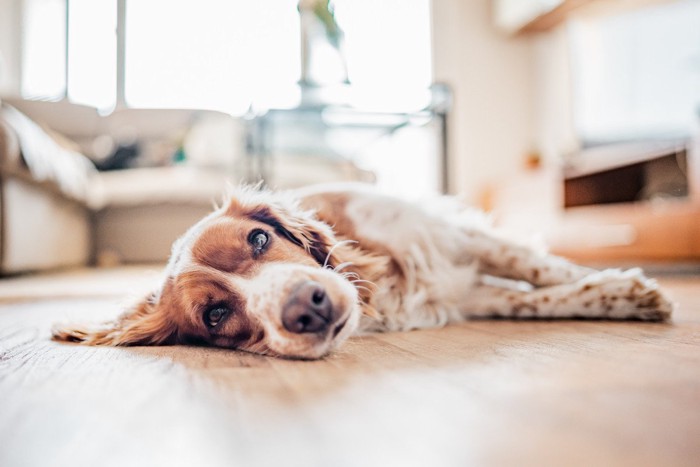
(327, 187, 673, 332)
(73, 183, 672, 360)
(236, 262, 360, 359)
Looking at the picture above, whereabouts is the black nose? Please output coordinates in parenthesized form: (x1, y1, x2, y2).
(282, 281, 333, 334)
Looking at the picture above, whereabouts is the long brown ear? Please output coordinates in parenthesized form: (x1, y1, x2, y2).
(52, 296, 176, 346)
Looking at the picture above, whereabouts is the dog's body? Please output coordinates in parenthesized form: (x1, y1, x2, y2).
(53, 183, 673, 359)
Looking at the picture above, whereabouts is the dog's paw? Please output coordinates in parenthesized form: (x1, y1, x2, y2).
(624, 271, 674, 321)
(586, 268, 675, 321)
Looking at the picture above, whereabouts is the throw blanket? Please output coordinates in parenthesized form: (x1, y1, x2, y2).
(1, 104, 95, 203)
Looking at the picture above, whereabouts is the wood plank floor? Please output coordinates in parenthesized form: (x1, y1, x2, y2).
(1, 267, 698, 467)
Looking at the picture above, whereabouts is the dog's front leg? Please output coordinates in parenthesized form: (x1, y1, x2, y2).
(463, 269, 673, 321)
(458, 228, 596, 287)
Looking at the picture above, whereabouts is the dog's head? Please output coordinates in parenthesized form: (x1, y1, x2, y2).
(53, 188, 362, 359)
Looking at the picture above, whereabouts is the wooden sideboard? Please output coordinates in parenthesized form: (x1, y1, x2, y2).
(491, 139, 700, 265)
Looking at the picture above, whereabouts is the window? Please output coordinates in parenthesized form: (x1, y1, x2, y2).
(335, 0, 432, 111)
(67, 0, 117, 109)
(21, 0, 432, 114)
(125, 0, 300, 114)
(21, 0, 66, 99)
(570, 0, 700, 143)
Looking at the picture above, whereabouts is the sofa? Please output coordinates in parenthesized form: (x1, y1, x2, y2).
(0, 104, 92, 273)
(0, 97, 373, 274)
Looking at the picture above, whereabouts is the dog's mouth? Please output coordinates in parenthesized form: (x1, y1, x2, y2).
(267, 303, 358, 360)
(241, 263, 360, 359)
(332, 316, 349, 338)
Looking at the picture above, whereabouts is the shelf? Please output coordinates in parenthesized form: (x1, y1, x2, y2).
(498, 0, 679, 36)
(516, 0, 592, 34)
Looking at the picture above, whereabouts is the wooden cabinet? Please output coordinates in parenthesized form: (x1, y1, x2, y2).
(492, 140, 700, 265)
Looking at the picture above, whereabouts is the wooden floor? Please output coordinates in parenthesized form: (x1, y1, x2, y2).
(1, 266, 699, 467)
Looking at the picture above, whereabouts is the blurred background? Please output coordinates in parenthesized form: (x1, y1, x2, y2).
(0, 0, 698, 274)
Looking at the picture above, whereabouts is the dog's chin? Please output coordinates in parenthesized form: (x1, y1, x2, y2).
(266, 305, 360, 360)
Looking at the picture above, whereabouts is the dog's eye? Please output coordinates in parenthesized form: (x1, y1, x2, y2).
(248, 230, 269, 253)
(205, 306, 229, 327)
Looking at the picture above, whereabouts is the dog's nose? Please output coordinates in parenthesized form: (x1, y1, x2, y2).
(282, 281, 333, 334)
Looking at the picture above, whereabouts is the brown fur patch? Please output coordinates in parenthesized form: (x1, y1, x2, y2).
(171, 270, 262, 349)
(191, 220, 252, 274)
(191, 214, 320, 277)
(227, 197, 339, 268)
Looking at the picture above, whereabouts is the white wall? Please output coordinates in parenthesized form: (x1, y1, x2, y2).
(0, 0, 22, 95)
(432, 0, 535, 201)
(532, 24, 579, 164)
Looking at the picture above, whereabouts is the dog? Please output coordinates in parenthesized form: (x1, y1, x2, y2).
(53, 183, 674, 359)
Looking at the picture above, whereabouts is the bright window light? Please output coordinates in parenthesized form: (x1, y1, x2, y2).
(67, 0, 117, 111)
(334, 0, 432, 111)
(20, 0, 434, 115)
(124, 0, 301, 115)
(21, 0, 66, 100)
(570, 0, 700, 142)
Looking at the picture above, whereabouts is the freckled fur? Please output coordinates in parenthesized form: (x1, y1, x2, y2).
(53, 183, 675, 359)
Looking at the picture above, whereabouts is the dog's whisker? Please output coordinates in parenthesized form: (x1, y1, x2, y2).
(353, 285, 373, 295)
(350, 279, 376, 288)
(324, 240, 358, 269)
(333, 262, 355, 273)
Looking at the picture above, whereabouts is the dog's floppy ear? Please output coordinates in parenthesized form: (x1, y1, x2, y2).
(52, 295, 176, 346)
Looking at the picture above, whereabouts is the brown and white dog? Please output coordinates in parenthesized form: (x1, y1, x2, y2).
(53, 183, 674, 359)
